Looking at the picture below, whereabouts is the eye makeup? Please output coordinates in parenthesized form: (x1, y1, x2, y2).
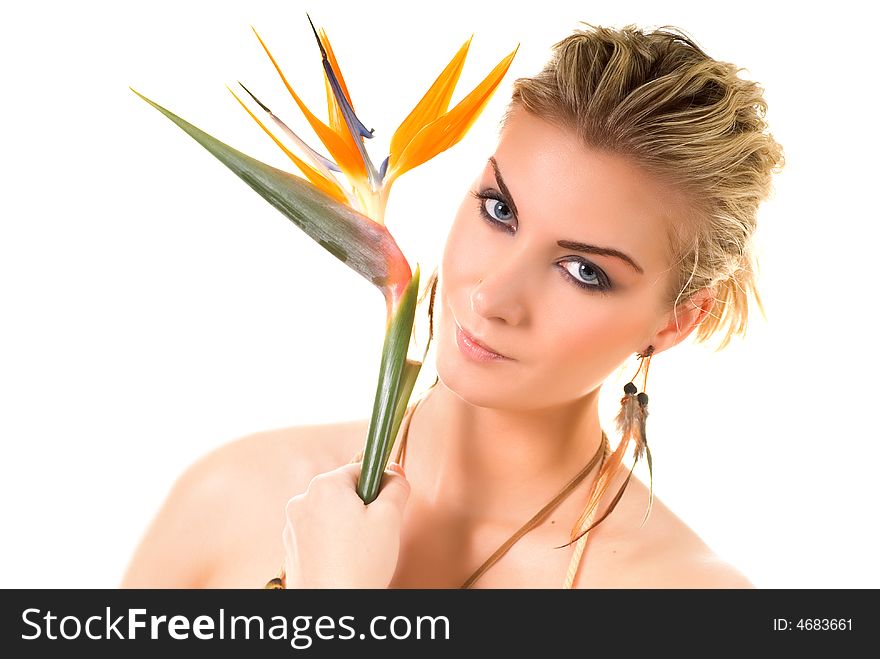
(468, 188, 614, 294)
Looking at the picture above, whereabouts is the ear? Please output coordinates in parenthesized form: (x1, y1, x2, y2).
(644, 287, 716, 356)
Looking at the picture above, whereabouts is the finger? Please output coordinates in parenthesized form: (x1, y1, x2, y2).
(329, 461, 409, 506)
(348, 449, 364, 464)
(376, 464, 411, 511)
(333, 461, 364, 489)
(386, 461, 405, 478)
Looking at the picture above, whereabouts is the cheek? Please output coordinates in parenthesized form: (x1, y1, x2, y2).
(537, 299, 651, 381)
(440, 207, 485, 292)
(547, 299, 643, 342)
(544, 308, 616, 361)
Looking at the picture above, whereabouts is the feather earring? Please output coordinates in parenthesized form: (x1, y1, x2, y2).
(562, 345, 655, 547)
(624, 354, 653, 527)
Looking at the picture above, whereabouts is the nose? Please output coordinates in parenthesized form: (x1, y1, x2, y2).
(469, 247, 531, 327)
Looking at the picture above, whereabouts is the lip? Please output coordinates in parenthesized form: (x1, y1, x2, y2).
(455, 322, 512, 361)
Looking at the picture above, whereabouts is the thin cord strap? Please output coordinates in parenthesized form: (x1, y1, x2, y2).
(347, 384, 434, 469)
(393, 382, 438, 469)
(459, 431, 607, 589)
(394, 388, 608, 589)
(562, 439, 613, 589)
(393, 402, 416, 469)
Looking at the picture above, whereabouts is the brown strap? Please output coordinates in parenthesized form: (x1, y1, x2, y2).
(459, 432, 607, 588)
(392, 387, 609, 589)
(392, 391, 423, 469)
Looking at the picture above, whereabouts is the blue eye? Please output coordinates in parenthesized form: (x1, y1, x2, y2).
(469, 188, 613, 294)
(483, 197, 514, 223)
(471, 189, 516, 231)
(560, 259, 609, 291)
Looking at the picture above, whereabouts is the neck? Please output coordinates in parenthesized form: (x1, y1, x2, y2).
(404, 380, 605, 528)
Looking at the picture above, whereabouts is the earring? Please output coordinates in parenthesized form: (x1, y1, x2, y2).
(619, 345, 654, 526)
(566, 345, 656, 546)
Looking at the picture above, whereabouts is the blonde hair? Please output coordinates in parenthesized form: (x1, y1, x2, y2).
(501, 22, 785, 351)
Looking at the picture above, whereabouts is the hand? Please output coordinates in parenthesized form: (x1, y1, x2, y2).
(282, 458, 411, 588)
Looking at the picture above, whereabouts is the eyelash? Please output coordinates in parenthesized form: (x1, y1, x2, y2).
(469, 188, 614, 294)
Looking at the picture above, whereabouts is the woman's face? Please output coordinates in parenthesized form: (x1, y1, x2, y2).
(433, 107, 693, 410)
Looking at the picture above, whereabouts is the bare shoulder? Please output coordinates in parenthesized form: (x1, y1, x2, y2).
(640, 522, 756, 589)
(120, 417, 369, 588)
(584, 469, 754, 589)
(668, 555, 756, 588)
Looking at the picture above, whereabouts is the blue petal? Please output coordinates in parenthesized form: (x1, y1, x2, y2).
(306, 14, 379, 188)
(379, 156, 389, 183)
(306, 14, 374, 140)
(238, 81, 341, 172)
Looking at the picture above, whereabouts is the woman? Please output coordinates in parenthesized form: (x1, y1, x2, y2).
(121, 22, 784, 589)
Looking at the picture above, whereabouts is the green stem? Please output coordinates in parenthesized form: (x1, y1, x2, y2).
(356, 265, 421, 505)
(382, 358, 423, 467)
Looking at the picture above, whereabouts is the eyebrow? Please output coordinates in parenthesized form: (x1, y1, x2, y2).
(488, 157, 645, 275)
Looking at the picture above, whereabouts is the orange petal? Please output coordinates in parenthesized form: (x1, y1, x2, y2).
(321, 28, 347, 139)
(250, 26, 367, 187)
(324, 74, 345, 139)
(388, 35, 472, 170)
(306, 17, 378, 191)
(320, 27, 354, 114)
(227, 85, 350, 206)
(386, 45, 518, 185)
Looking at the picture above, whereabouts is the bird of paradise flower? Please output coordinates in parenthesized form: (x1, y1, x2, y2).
(130, 15, 518, 504)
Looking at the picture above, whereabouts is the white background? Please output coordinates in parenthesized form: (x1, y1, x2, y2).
(2, 0, 877, 589)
